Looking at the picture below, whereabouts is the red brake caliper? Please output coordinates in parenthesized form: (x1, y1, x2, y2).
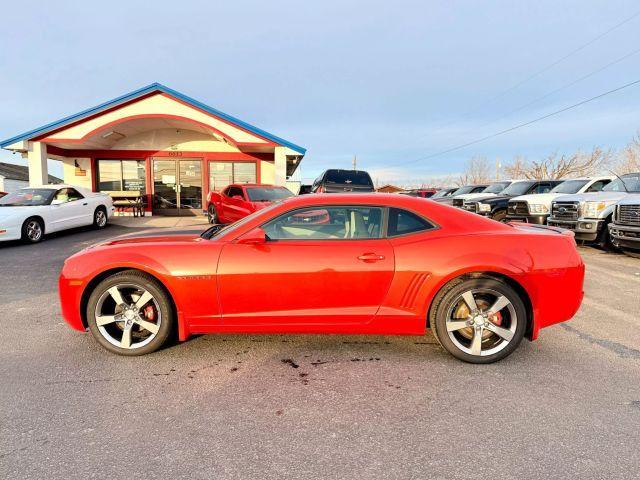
(489, 311, 503, 326)
(144, 306, 155, 321)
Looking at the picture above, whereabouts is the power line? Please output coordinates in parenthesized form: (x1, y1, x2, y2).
(396, 77, 640, 166)
(421, 8, 640, 137)
(454, 45, 640, 139)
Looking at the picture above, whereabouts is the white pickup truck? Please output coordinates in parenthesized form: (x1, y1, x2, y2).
(609, 193, 640, 256)
(506, 176, 613, 225)
(547, 173, 640, 248)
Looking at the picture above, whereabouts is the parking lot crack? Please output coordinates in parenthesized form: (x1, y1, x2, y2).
(560, 324, 640, 360)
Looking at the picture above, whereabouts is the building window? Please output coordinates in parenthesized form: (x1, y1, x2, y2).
(209, 161, 256, 191)
(98, 160, 146, 192)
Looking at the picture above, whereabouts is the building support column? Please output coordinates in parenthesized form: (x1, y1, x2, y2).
(274, 146, 286, 186)
(27, 141, 49, 186)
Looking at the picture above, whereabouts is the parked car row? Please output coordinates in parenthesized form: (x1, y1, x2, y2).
(444, 173, 640, 257)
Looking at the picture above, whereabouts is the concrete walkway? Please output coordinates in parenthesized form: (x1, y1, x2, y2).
(110, 215, 210, 230)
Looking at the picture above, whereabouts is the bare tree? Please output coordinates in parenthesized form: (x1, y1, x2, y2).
(503, 147, 612, 179)
(614, 133, 640, 174)
(457, 156, 492, 185)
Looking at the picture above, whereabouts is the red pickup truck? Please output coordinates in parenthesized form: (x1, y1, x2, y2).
(207, 184, 294, 224)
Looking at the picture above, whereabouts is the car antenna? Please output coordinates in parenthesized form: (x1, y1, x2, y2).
(607, 169, 629, 193)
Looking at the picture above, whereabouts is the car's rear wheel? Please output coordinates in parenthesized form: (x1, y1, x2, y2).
(86, 271, 173, 356)
(21, 217, 44, 244)
(94, 207, 108, 229)
(430, 277, 526, 363)
(207, 205, 218, 224)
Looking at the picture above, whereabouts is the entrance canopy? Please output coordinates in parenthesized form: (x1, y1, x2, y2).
(0, 84, 305, 214)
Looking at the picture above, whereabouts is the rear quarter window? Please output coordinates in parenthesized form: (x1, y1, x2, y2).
(387, 208, 435, 236)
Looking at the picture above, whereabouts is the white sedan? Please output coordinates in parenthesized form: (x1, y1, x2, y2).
(0, 185, 115, 244)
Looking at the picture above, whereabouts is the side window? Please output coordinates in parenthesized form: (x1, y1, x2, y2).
(263, 206, 383, 240)
(586, 180, 609, 192)
(66, 188, 84, 201)
(222, 186, 231, 197)
(533, 183, 552, 194)
(387, 208, 434, 237)
(227, 187, 243, 199)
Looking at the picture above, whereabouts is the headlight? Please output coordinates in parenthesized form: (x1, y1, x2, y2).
(528, 204, 549, 214)
(583, 201, 609, 218)
(478, 203, 491, 212)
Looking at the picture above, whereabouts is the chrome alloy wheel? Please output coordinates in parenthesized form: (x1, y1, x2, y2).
(26, 220, 42, 242)
(94, 283, 162, 350)
(96, 210, 107, 227)
(445, 288, 517, 357)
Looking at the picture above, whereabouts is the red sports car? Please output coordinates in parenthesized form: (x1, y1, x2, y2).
(59, 194, 584, 363)
(206, 183, 293, 224)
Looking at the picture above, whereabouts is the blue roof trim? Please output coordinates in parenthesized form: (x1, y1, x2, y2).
(0, 82, 306, 154)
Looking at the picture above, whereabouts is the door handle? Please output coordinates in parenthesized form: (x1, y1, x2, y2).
(358, 253, 385, 262)
(82, 203, 88, 206)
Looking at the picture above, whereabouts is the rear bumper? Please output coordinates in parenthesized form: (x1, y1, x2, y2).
(609, 223, 640, 251)
(506, 214, 548, 225)
(548, 218, 602, 241)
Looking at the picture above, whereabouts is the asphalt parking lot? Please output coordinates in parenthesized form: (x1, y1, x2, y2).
(1, 221, 639, 480)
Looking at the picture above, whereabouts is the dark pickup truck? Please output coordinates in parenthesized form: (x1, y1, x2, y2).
(462, 179, 562, 222)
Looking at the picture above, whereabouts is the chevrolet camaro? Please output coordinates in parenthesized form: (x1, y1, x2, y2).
(59, 194, 585, 363)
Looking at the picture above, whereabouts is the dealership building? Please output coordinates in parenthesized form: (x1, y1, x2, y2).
(0, 83, 306, 215)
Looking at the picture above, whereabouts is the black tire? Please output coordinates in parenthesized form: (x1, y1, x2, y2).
(93, 206, 108, 229)
(621, 249, 640, 259)
(86, 270, 174, 356)
(491, 210, 507, 223)
(207, 205, 218, 224)
(21, 217, 44, 244)
(595, 218, 616, 252)
(429, 277, 527, 364)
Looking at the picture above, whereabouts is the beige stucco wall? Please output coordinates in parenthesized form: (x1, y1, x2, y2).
(46, 94, 268, 145)
(260, 160, 275, 184)
(62, 157, 93, 189)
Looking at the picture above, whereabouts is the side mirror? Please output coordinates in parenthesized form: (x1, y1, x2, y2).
(236, 227, 267, 245)
(232, 195, 244, 201)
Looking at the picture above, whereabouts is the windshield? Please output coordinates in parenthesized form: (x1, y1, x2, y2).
(0, 188, 55, 206)
(482, 182, 511, 194)
(500, 181, 535, 196)
(602, 173, 640, 192)
(324, 170, 373, 187)
(246, 187, 294, 202)
(431, 188, 453, 199)
(201, 203, 281, 240)
(451, 185, 477, 196)
(550, 180, 589, 194)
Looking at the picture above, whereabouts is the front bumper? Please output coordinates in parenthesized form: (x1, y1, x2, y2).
(547, 217, 603, 241)
(0, 225, 23, 242)
(505, 214, 548, 225)
(609, 223, 640, 251)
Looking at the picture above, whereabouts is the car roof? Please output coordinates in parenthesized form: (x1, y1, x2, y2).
(232, 183, 286, 188)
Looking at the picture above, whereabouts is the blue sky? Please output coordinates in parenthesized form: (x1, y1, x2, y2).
(1, 0, 640, 184)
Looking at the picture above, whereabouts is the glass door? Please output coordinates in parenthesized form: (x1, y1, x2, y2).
(178, 160, 202, 214)
(152, 158, 203, 215)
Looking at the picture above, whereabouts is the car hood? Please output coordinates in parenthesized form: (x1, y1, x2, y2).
(97, 233, 206, 247)
(456, 192, 497, 201)
(553, 191, 628, 203)
(472, 194, 510, 204)
(510, 193, 561, 205)
(616, 193, 640, 205)
(0, 206, 39, 220)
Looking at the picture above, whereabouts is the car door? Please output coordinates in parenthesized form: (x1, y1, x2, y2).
(222, 186, 244, 222)
(47, 188, 77, 231)
(65, 188, 92, 226)
(217, 205, 395, 326)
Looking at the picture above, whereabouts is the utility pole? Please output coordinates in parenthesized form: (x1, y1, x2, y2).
(496, 157, 501, 181)
(352, 155, 357, 171)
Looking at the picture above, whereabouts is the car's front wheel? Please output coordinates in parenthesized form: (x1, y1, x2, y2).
(21, 217, 44, 244)
(86, 270, 174, 356)
(430, 277, 526, 363)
